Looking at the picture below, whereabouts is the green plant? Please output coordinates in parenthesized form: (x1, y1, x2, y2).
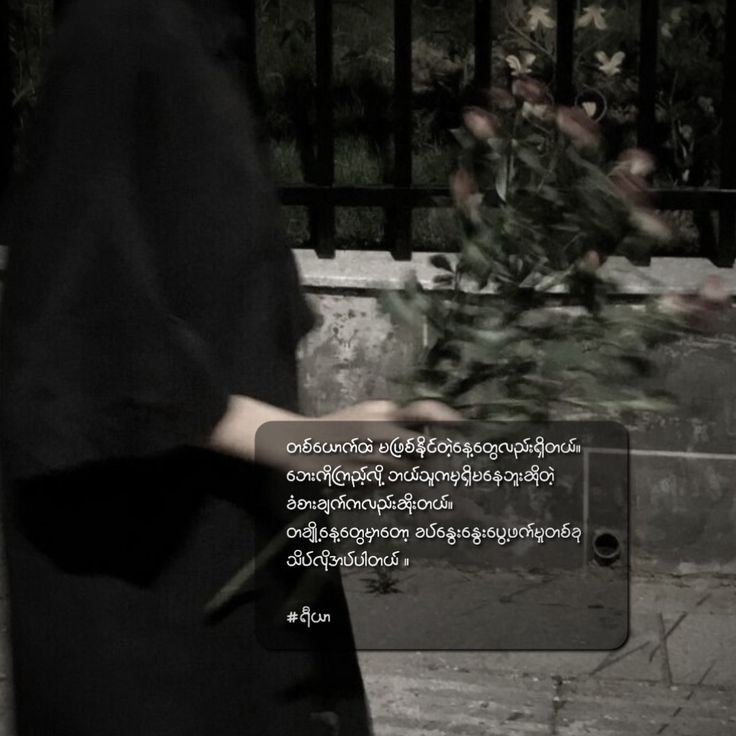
(362, 567, 402, 595)
(497, 2, 726, 229)
(382, 79, 726, 422)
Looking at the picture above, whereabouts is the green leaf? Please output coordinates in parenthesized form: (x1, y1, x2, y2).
(516, 147, 546, 175)
(450, 127, 475, 149)
(429, 254, 454, 271)
(495, 159, 508, 202)
(432, 273, 454, 287)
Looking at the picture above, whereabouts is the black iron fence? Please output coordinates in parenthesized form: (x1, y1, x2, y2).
(248, 0, 736, 265)
(1, 1, 735, 264)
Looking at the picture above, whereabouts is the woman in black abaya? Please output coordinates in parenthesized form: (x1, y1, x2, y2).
(0, 1, 455, 734)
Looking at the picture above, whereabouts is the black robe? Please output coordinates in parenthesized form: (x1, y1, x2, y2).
(0, 1, 371, 733)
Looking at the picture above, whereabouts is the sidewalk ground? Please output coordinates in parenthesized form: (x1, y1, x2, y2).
(0, 573, 733, 734)
(359, 573, 736, 735)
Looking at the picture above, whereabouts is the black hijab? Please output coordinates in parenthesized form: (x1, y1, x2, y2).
(0, 0, 313, 479)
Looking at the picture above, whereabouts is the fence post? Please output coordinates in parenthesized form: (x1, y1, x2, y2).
(717, 0, 736, 266)
(637, 0, 658, 153)
(387, 0, 412, 261)
(555, 0, 575, 104)
(474, 0, 492, 90)
(313, 0, 336, 257)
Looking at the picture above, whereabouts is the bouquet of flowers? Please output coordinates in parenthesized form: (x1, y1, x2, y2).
(382, 75, 728, 423)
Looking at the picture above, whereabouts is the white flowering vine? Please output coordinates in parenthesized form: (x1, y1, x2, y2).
(505, 52, 536, 76)
(577, 4, 608, 31)
(595, 50, 625, 77)
(528, 6, 556, 32)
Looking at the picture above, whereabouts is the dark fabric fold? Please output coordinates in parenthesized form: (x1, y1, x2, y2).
(0, 0, 314, 478)
(0, 2, 371, 735)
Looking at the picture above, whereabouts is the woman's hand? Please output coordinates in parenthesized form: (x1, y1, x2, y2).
(322, 399, 461, 424)
(208, 396, 462, 472)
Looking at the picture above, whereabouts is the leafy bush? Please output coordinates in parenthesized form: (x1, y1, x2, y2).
(382, 79, 727, 421)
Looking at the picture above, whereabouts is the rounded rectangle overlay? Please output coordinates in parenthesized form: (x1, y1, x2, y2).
(253, 420, 629, 651)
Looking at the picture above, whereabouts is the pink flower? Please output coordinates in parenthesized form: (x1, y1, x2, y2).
(462, 107, 501, 140)
(609, 170, 652, 207)
(616, 148, 656, 177)
(556, 106, 601, 149)
(595, 50, 625, 76)
(659, 277, 730, 329)
(450, 168, 478, 209)
(511, 76, 549, 104)
(581, 250, 602, 271)
(577, 4, 608, 30)
(697, 275, 730, 309)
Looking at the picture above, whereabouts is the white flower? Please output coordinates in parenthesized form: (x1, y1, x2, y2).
(521, 101, 554, 121)
(528, 6, 556, 31)
(662, 7, 683, 38)
(595, 50, 625, 77)
(582, 101, 597, 118)
(616, 148, 656, 177)
(505, 52, 536, 76)
(698, 96, 715, 116)
(463, 107, 501, 140)
(577, 4, 608, 30)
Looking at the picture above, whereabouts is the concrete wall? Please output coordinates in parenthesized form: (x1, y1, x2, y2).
(294, 251, 736, 575)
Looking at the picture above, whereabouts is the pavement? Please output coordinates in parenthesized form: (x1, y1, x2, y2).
(0, 573, 733, 735)
(359, 573, 736, 735)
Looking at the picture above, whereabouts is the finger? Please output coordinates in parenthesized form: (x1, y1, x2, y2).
(397, 400, 465, 423)
(324, 400, 401, 422)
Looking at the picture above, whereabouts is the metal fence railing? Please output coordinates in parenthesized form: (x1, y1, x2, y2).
(247, 0, 736, 265)
(2, 1, 735, 264)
